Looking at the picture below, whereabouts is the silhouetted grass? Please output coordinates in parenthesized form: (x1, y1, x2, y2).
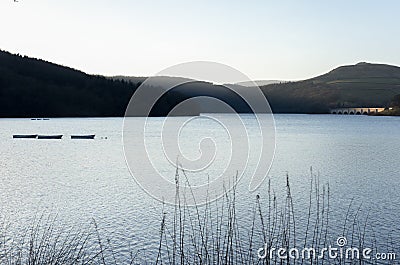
(1, 169, 395, 264)
(153, 168, 393, 265)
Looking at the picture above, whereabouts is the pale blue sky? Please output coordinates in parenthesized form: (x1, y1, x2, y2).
(1, 0, 399, 81)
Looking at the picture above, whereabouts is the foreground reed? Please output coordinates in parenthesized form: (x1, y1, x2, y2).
(153, 167, 394, 264)
(0, 169, 395, 264)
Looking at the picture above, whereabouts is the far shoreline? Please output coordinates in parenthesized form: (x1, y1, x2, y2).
(1, 112, 400, 119)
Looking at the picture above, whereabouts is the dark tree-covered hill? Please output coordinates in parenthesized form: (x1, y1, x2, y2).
(0, 50, 139, 117)
(2, 49, 400, 117)
(260, 62, 400, 113)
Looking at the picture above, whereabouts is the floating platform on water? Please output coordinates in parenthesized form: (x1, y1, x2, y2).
(37, 135, 63, 139)
(71, 135, 95, 139)
(13, 134, 38, 139)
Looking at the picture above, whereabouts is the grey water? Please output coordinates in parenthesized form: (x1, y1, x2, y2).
(0, 115, 399, 261)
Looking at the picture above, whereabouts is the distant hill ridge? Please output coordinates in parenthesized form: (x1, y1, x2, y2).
(235, 80, 287, 87)
(312, 62, 400, 81)
(260, 62, 400, 113)
(1, 49, 400, 116)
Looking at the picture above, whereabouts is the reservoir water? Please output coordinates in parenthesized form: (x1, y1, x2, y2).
(0, 115, 399, 262)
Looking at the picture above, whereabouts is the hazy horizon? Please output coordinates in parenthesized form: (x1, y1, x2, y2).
(1, 0, 400, 81)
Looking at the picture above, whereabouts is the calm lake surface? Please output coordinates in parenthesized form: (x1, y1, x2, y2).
(0, 115, 399, 261)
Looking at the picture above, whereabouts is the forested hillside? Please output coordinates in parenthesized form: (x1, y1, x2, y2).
(0, 50, 138, 117)
(1, 50, 400, 117)
(260, 62, 400, 113)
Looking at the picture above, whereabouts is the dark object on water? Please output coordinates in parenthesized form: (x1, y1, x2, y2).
(13, 134, 38, 139)
(71, 135, 95, 139)
(37, 135, 63, 139)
